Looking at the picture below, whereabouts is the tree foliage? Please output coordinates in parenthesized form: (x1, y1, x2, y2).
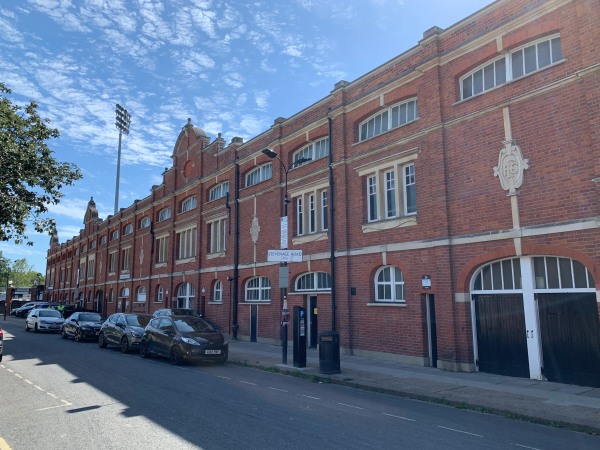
(0, 82, 82, 244)
(0, 254, 42, 289)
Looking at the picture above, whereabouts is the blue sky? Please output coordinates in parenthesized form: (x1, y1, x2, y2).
(0, 0, 491, 275)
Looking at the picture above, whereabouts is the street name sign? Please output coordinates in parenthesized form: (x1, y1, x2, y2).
(268, 249, 302, 262)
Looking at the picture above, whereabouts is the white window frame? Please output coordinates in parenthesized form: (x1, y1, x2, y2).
(295, 272, 332, 291)
(155, 235, 168, 264)
(177, 282, 195, 309)
(87, 256, 95, 278)
(136, 286, 147, 303)
(365, 162, 416, 223)
(111, 230, 119, 240)
(245, 276, 271, 302)
(180, 195, 197, 213)
(109, 258, 117, 279)
(121, 247, 131, 272)
(139, 217, 151, 229)
(292, 137, 329, 166)
(209, 182, 229, 201)
(158, 207, 171, 222)
(460, 34, 562, 100)
(294, 187, 329, 237)
(155, 285, 163, 303)
(123, 224, 133, 235)
(176, 226, 197, 261)
(213, 280, 223, 303)
(208, 217, 227, 254)
(359, 98, 418, 142)
(90, 240, 96, 249)
(100, 235, 107, 245)
(375, 266, 405, 303)
(245, 163, 272, 187)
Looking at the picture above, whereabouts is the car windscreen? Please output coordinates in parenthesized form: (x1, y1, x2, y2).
(173, 318, 215, 333)
(79, 313, 102, 322)
(126, 315, 150, 327)
(39, 310, 62, 318)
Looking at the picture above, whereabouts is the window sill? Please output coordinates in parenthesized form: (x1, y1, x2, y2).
(154, 262, 167, 268)
(175, 257, 195, 265)
(361, 215, 416, 233)
(206, 251, 225, 260)
(208, 301, 223, 305)
(292, 231, 328, 245)
(367, 302, 407, 307)
(242, 301, 271, 305)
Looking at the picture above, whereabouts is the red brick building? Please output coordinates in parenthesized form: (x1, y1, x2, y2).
(46, 0, 600, 386)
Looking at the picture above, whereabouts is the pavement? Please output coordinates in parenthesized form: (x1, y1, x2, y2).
(227, 339, 600, 435)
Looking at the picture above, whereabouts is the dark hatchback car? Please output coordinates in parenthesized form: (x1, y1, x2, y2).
(99, 313, 152, 353)
(62, 311, 103, 342)
(141, 315, 228, 365)
(12, 302, 49, 317)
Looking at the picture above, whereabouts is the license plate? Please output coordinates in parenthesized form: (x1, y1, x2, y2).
(205, 349, 221, 355)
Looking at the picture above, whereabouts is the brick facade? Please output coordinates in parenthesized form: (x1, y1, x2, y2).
(45, 0, 600, 378)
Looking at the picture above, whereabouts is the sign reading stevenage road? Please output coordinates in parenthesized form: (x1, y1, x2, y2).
(267, 249, 303, 262)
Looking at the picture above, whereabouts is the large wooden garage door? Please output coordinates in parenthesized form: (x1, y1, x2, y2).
(538, 293, 600, 387)
(474, 294, 530, 378)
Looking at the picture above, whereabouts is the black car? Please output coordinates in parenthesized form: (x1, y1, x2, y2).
(99, 313, 152, 353)
(152, 308, 202, 318)
(12, 302, 49, 317)
(140, 315, 228, 365)
(61, 311, 103, 342)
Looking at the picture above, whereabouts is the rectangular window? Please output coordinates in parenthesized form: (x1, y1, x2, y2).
(78, 262, 85, 281)
(109, 252, 116, 274)
(308, 194, 316, 234)
(177, 227, 197, 260)
(461, 35, 562, 100)
(367, 176, 378, 222)
(404, 164, 416, 215)
(87, 258, 95, 278)
(155, 236, 168, 264)
(121, 248, 131, 272)
(384, 170, 396, 218)
(297, 198, 304, 236)
(208, 219, 227, 254)
(321, 191, 328, 231)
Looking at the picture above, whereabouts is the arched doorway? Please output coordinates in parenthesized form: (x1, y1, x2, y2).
(471, 256, 600, 387)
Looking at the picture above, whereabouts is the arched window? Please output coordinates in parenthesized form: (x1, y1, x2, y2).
(213, 280, 223, 303)
(139, 217, 151, 229)
(137, 286, 147, 302)
(108, 289, 113, 303)
(158, 207, 171, 222)
(359, 98, 418, 141)
(120, 287, 130, 298)
(177, 282, 195, 309)
(123, 224, 133, 235)
(155, 285, 163, 303)
(292, 137, 329, 166)
(245, 163, 272, 187)
(209, 182, 229, 201)
(180, 195, 197, 213)
(245, 276, 271, 302)
(295, 272, 331, 291)
(375, 266, 404, 302)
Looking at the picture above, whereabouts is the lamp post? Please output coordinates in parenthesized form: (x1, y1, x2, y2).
(114, 103, 131, 214)
(262, 148, 311, 365)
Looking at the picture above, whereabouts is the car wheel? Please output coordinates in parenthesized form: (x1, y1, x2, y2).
(74, 329, 82, 342)
(170, 346, 183, 366)
(140, 340, 150, 359)
(120, 336, 129, 354)
(25, 322, 30, 332)
(34, 323, 39, 333)
(98, 333, 107, 349)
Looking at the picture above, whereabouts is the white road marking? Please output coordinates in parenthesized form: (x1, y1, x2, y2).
(299, 394, 320, 400)
(338, 402, 364, 410)
(381, 413, 416, 422)
(14, 373, 22, 379)
(239, 380, 256, 385)
(438, 426, 483, 437)
(34, 385, 44, 391)
(217, 375, 231, 380)
(268, 387, 288, 392)
(514, 444, 541, 450)
(25, 379, 33, 385)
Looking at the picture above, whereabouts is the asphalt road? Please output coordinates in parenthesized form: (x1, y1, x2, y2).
(0, 317, 598, 450)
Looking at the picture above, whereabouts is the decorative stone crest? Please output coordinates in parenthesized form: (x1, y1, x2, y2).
(493, 139, 529, 195)
(250, 215, 260, 244)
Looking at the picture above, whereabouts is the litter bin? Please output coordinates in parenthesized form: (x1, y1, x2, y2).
(319, 331, 341, 374)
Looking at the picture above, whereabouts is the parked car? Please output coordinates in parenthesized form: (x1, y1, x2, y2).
(0, 327, 4, 362)
(61, 311, 103, 342)
(25, 308, 65, 333)
(12, 301, 49, 318)
(99, 313, 152, 353)
(140, 315, 228, 365)
(152, 308, 202, 318)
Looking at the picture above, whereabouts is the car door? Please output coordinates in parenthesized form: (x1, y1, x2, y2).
(64, 313, 79, 336)
(155, 318, 175, 356)
(115, 314, 127, 343)
(103, 314, 118, 344)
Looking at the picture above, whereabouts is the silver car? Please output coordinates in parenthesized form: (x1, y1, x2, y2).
(25, 308, 65, 333)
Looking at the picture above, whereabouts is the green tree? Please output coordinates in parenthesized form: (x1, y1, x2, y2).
(9, 258, 42, 288)
(0, 82, 82, 244)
